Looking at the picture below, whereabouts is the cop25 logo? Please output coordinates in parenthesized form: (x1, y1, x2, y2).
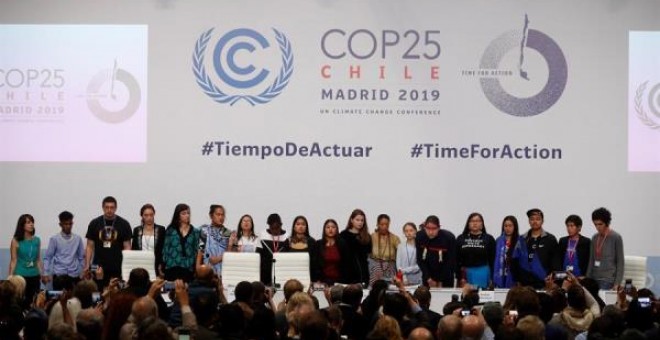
(193, 28, 294, 106)
(480, 15, 568, 117)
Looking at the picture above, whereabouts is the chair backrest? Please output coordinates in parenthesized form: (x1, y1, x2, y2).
(222, 252, 261, 288)
(624, 255, 648, 288)
(121, 250, 157, 282)
(273, 252, 310, 290)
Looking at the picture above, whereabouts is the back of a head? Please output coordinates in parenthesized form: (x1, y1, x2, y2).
(195, 264, 215, 282)
(191, 290, 219, 326)
(127, 268, 150, 290)
(341, 284, 363, 308)
(515, 289, 540, 318)
(371, 315, 403, 340)
(6, 276, 25, 300)
(481, 302, 504, 331)
(408, 326, 433, 340)
(23, 308, 48, 340)
(46, 323, 77, 340)
(515, 315, 545, 340)
(73, 280, 98, 309)
(587, 314, 620, 339)
(251, 281, 266, 305)
(442, 301, 464, 316)
(137, 316, 174, 340)
(566, 284, 587, 311)
(413, 286, 431, 309)
(131, 296, 158, 325)
(299, 310, 330, 340)
(537, 292, 555, 324)
(234, 281, 254, 303)
(76, 308, 104, 340)
(218, 303, 246, 334)
(324, 305, 343, 329)
(382, 292, 408, 321)
(329, 285, 344, 304)
(283, 279, 304, 302)
(461, 315, 485, 340)
(437, 315, 462, 340)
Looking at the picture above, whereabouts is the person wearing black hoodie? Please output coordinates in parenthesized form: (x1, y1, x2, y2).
(416, 215, 456, 288)
(522, 208, 561, 288)
(455, 212, 496, 289)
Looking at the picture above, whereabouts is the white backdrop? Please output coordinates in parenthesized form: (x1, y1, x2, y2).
(1, 1, 660, 264)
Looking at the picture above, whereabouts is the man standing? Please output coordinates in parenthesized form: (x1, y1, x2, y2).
(416, 215, 456, 288)
(522, 208, 560, 288)
(586, 207, 624, 290)
(43, 211, 85, 290)
(85, 196, 132, 289)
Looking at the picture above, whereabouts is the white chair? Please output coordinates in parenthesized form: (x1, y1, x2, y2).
(273, 252, 311, 290)
(624, 255, 648, 289)
(121, 250, 157, 282)
(221, 252, 261, 288)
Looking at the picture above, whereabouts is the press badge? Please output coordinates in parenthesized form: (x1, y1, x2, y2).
(566, 266, 574, 272)
(103, 241, 112, 248)
(594, 261, 601, 267)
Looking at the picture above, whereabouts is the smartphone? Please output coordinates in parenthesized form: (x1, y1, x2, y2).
(178, 327, 190, 340)
(639, 297, 652, 308)
(553, 271, 568, 280)
(508, 310, 518, 318)
(117, 280, 127, 289)
(46, 290, 63, 300)
(624, 279, 633, 294)
(162, 281, 176, 292)
(461, 308, 471, 317)
(90, 264, 99, 272)
(92, 292, 102, 304)
(312, 282, 326, 291)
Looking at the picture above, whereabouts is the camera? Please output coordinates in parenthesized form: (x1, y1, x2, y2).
(90, 264, 99, 272)
(92, 292, 102, 304)
(162, 281, 176, 292)
(46, 290, 63, 300)
(460, 308, 471, 317)
(553, 271, 568, 280)
(624, 279, 633, 294)
(639, 297, 652, 308)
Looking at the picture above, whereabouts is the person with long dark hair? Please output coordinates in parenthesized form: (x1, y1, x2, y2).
(311, 219, 351, 285)
(339, 209, 372, 286)
(236, 214, 260, 252)
(9, 214, 44, 307)
(455, 212, 495, 289)
(416, 215, 456, 288)
(162, 203, 200, 282)
(285, 215, 315, 254)
(198, 204, 236, 276)
(493, 215, 528, 288)
(131, 204, 166, 277)
(368, 214, 400, 285)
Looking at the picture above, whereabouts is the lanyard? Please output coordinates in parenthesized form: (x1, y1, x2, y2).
(595, 230, 609, 260)
(567, 238, 578, 262)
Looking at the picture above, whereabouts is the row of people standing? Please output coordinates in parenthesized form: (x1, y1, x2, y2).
(416, 207, 624, 291)
(8, 196, 625, 308)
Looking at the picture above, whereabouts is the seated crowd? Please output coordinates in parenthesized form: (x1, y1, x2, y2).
(0, 268, 658, 340)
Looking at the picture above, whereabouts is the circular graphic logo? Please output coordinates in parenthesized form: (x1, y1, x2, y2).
(86, 65, 142, 124)
(480, 17, 568, 117)
(193, 27, 294, 106)
(634, 81, 660, 129)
